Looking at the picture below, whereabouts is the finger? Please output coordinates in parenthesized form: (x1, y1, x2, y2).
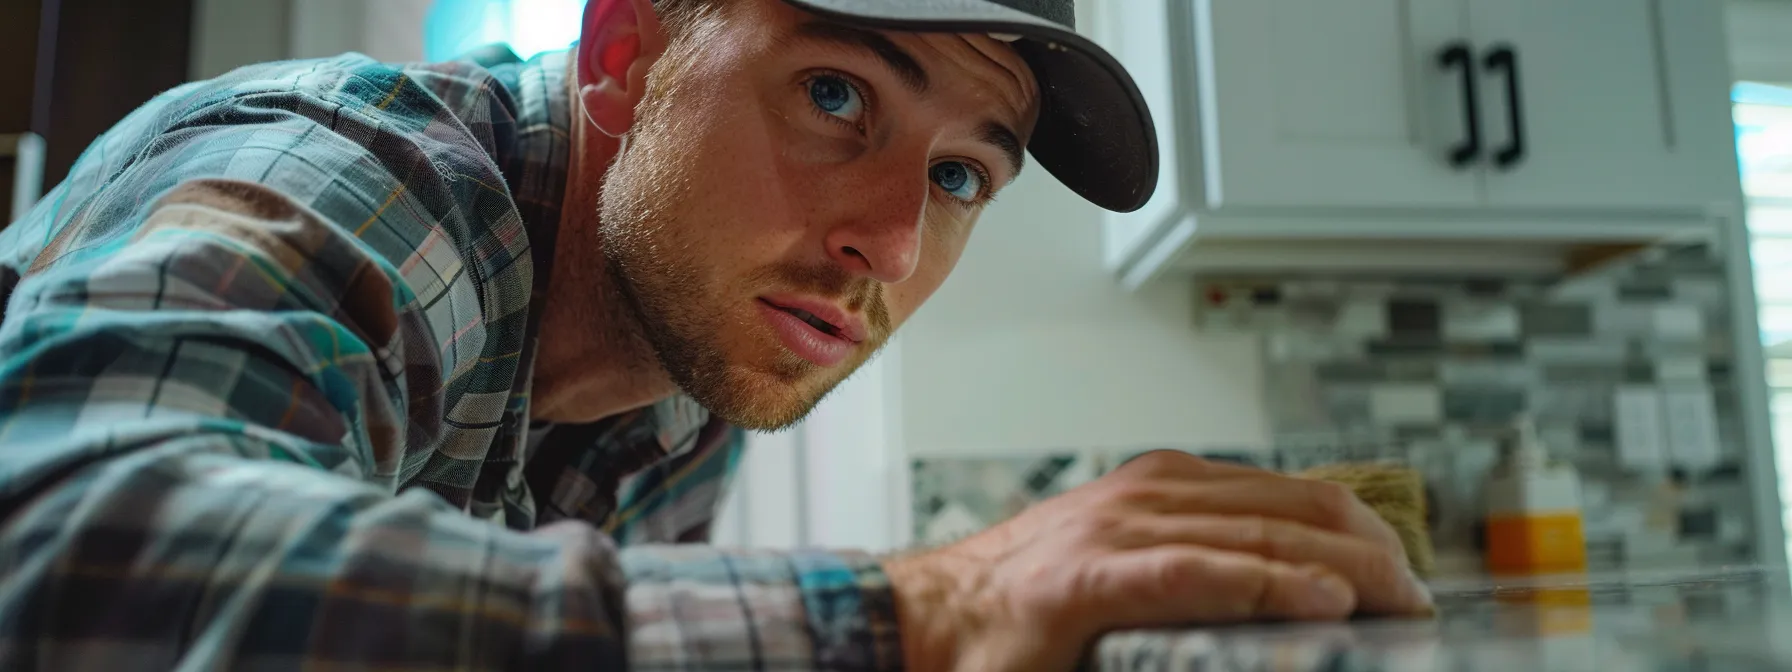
(1110, 450, 1271, 480)
(1115, 514, 1433, 615)
(1119, 476, 1409, 566)
(1090, 545, 1358, 627)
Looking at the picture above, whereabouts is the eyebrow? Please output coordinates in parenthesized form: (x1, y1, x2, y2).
(981, 121, 1026, 180)
(794, 21, 930, 94)
(791, 20, 1028, 181)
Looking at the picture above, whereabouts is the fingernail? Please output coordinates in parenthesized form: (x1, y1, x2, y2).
(1309, 572, 1355, 612)
(1409, 570, 1435, 608)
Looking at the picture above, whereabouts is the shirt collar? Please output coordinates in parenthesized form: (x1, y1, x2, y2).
(491, 48, 573, 298)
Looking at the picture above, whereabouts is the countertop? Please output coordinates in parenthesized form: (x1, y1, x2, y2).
(1091, 566, 1792, 671)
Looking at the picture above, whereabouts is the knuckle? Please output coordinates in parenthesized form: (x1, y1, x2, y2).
(1153, 552, 1210, 596)
(1238, 564, 1276, 617)
(1071, 510, 1127, 542)
(1121, 449, 1193, 474)
(1307, 481, 1362, 526)
(1230, 515, 1272, 552)
(1361, 545, 1410, 587)
(1104, 481, 1168, 509)
(1369, 517, 1410, 556)
(1152, 554, 1188, 588)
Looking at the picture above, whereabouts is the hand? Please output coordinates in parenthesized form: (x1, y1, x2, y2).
(884, 450, 1435, 672)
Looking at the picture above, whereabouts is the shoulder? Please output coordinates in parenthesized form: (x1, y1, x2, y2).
(3, 53, 539, 360)
(9, 52, 530, 256)
(184, 53, 518, 127)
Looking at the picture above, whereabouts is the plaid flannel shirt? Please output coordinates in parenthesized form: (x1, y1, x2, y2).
(0, 49, 902, 671)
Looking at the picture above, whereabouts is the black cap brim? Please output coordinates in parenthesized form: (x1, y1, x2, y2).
(777, 0, 1159, 213)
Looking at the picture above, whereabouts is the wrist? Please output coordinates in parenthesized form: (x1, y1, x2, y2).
(883, 549, 982, 672)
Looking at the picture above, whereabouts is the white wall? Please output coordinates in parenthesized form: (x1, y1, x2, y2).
(190, 0, 431, 81)
(896, 171, 1268, 458)
(290, 0, 432, 63)
(1729, 0, 1792, 86)
(189, 0, 292, 80)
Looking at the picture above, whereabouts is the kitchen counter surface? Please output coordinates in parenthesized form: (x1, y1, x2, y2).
(1091, 566, 1792, 671)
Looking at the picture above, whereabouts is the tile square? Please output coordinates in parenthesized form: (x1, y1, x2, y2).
(1284, 299, 1341, 331)
(1315, 361, 1381, 383)
(1266, 333, 1360, 362)
(1540, 364, 1623, 385)
(1324, 385, 1373, 425)
(1653, 305, 1705, 340)
(1527, 338, 1628, 364)
(1441, 388, 1526, 424)
(1594, 302, 1658, 337)
(1335, 300, 1389, 339)
(1520, 303, 1593, 337)
(1366, 339, 1442, 356)
(1442, 361, 1535, 387)
(1672, 277, 1727, 308)
(1618, 278, 1673, 300)
(1263, 365, 1332, 429)
(1463, 278, 1508, 296)
(1369, 384, 1443, 424)
(1383, 360, 1439, 382)
(1443, 302, 1520, 340)
(1655, 356, 1707, 383)
(1531, 386, 1612, 425)
(1445, 341, 1525, 358)
(1678, 508, 1719, 539)
(1387, 299, 1441, 336)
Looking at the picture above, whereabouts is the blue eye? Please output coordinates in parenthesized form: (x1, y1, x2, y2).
(930, 161, 985, 202)
(808, 75, 863, 121)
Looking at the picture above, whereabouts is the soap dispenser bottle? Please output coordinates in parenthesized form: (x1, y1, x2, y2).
(1484, 417, 1587, 575)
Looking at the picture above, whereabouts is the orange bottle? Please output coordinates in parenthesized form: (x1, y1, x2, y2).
(1484, 418, 1587, 576)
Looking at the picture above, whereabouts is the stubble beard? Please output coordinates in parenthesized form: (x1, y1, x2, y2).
(597, 83, 870, 431)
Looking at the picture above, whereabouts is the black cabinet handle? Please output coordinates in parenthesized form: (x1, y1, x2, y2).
(1483, 44, 1526, 169)
(1436, 43, 1481, 169)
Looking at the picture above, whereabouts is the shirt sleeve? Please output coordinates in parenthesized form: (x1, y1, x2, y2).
(0, 88, 904, 672)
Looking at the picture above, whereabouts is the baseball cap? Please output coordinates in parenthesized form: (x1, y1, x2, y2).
(773, 0, 1160, 213)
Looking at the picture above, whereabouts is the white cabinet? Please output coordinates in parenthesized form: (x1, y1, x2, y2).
(1100, 0, 1743, 288)
(1206, 0, 1477, 209)
(1468, 0, 1738, 210)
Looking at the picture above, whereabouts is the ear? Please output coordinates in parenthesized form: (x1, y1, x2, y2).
(576, 0, 667, 138)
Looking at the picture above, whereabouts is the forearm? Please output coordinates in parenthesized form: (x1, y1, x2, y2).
(622, 545, 904, 670)
(0, 435, 630, 670)
(2, 440, 907, 671)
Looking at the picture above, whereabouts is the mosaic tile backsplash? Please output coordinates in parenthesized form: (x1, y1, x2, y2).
(912, 244, 1758, 575)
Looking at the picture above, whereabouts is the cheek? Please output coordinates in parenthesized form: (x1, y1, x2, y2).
(885, 217, 973, 327)
(660, 73, 807, 255)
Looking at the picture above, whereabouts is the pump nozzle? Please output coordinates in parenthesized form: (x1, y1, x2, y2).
(1513, 415, 1548, 470)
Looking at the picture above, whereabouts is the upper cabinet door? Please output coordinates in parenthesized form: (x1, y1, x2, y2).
(1205, 0, 1478, 209)
(1468, 0, 1737, 211)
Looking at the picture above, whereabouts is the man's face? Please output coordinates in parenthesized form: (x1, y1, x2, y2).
(599, 0, 1040, 429)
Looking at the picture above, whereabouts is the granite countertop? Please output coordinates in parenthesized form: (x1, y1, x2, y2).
(1091, 566, 1792, 671)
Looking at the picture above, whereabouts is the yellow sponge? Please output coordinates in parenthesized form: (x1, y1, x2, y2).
(1294, 462, 1436, 578)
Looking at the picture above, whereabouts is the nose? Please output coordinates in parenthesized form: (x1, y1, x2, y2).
(820, 165, 929, 285)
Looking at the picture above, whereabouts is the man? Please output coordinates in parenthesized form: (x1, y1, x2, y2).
(0, 0, 1433, 669)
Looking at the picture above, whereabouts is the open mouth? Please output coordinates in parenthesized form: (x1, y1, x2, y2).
(761, 299, 845, 339)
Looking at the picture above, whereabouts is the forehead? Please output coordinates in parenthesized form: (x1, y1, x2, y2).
(727, 0, 1042, 124)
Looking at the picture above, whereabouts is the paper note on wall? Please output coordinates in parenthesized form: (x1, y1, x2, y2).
(1661, 386, 1722, 473)
(1613, 385, 1667, 472)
